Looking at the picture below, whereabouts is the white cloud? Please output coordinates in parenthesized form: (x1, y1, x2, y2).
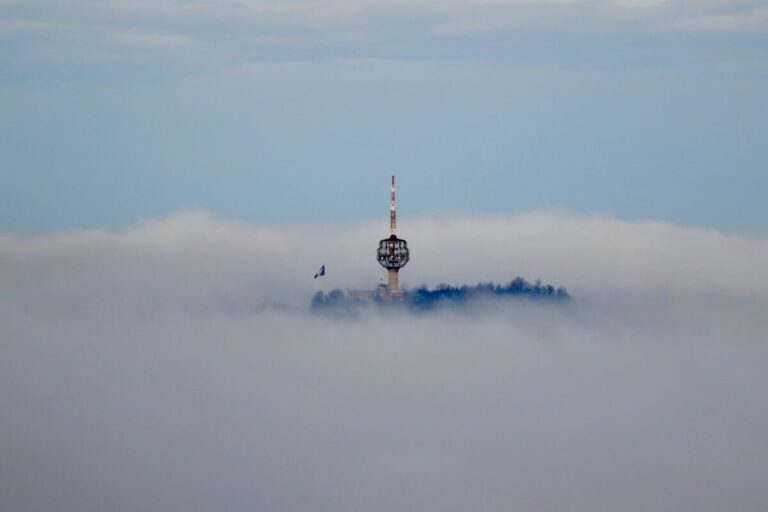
(614, 0, 669, 7)
(2, 210, 768, 312)
(673, 7, 768, 34)
(429, 16, 526, 36)
(110, 31, 204, 50)
(4, 0, 765, 41)
(1, 211, 768, 511)
(3, 0, 766, 74)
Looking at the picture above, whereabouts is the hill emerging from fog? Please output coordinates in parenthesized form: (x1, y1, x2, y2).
(311, 277, 569, 313)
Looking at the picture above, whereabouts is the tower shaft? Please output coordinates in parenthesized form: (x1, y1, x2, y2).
(388, 268, 399, 292)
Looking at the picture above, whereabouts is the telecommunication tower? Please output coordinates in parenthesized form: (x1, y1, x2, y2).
(377, 176, 410, 297)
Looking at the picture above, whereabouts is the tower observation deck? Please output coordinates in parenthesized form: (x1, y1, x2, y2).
(377, 176, 409, 297)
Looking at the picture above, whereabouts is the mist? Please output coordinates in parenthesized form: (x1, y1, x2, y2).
(2, 211, 767, 511)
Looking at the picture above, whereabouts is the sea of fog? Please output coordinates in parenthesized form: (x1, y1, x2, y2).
(1, 211, 767, 511)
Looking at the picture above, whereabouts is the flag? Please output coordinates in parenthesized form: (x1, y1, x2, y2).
(314, 265, 326, 279)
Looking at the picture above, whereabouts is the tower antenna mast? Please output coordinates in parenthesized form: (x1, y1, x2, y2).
(390, 175, 397, 236)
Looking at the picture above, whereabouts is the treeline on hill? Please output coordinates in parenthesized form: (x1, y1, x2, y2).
(311, 277, 569, 313)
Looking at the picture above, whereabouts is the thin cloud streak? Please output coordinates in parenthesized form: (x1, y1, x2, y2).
(3, 0, 766, 74)
(673, 7, 768, 34)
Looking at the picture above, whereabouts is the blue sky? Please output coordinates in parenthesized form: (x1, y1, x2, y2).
(1, 0, 767, 233)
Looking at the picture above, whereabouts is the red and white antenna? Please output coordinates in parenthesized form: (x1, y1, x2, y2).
(390, 175, 397, 235)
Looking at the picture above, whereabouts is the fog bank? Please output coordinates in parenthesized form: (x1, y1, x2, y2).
(1, 212, 767, 511)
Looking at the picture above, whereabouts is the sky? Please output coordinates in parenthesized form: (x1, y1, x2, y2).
(3, 2, 768, 510)
(1, 0, 767, 233)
